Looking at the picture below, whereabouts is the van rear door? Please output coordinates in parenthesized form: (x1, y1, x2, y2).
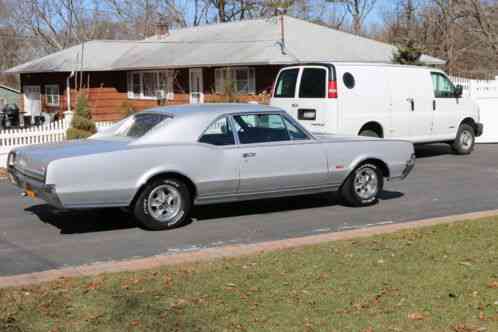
(270, 66, 300, 121)
(271, 65, 338, 134)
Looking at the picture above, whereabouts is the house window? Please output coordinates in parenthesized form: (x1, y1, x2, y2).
(127, 70, 175, 100)
(214, 67, 255, 95)
(45, 85, 59, 106)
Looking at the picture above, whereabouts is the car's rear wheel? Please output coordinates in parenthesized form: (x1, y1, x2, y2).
(133, 178, 192, 230)
(340, 163, 383, 207)
(452, 123, 475, 155)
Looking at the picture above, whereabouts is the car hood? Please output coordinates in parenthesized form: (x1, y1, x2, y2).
(13, 138, 132, 176)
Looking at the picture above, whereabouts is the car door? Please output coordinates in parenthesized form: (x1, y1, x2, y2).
(196, 116, 240, 196)
(431, 72, 459, 138)
(232, 113, 328, 194)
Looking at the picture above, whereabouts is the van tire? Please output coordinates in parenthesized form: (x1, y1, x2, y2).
(451, 123, 475, 155)
(340, 163, 383, 207)
(359, 129, 380, 138)
(133, 178, 192, 231)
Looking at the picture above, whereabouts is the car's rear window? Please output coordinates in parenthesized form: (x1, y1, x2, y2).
(274, 69, 299, 98)
(115, 113, 171, 138)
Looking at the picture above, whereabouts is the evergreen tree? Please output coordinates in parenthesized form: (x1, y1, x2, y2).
(66, 94, 97, 139)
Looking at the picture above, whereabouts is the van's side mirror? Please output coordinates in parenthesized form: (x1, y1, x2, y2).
(455, 85, 463, 98)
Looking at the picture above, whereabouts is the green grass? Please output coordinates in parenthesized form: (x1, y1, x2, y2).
(2, 217, 498, 332)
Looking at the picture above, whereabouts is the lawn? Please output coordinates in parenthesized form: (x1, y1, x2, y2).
(1, 217, 498, 332)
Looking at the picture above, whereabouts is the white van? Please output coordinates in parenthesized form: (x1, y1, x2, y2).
(270, 63, 483, 154)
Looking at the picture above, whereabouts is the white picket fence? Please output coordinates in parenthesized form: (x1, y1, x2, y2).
(0, 120, 114, 167)
(450, 76, 498, 143)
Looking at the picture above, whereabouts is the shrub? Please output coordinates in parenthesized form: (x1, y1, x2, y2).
(67, 94, 97, 140)
(118, 101, 136, 119)
(392, 40, 423, 65)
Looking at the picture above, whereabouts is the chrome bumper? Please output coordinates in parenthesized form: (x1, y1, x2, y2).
(7, 166, 63, 209)
(390, 154, 416, 181)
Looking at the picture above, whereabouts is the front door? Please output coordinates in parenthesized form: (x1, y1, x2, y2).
(23, 86, 41, 118)
(189, 68, 204, 104)
(233, 113, 328, 193)
(431, 72, 459, 138)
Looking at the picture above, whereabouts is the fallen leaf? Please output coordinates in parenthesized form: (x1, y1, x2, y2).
(408, 312, 425, 320)
(131, 320, 140, 327)
(487, 280, 498, 289)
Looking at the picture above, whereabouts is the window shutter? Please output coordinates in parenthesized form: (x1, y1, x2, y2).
(248, 67, 256, 95)
(215, 68, 223, 94)
(167, 70, 175, 100)
(127, 72, 133, 98)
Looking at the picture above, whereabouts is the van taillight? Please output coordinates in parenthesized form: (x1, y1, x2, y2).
(328, 81, 338, 99)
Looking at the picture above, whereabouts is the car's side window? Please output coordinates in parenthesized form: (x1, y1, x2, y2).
(431, 73, 456, 98)
(274, 69, 299, 98)
(299, 68, 327, 98)
(283, 117, 309, 140)
(199, 116, 235, 146)
(233, 114, 291, 144)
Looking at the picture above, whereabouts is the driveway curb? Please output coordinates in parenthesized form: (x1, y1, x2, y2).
(1, 209, 498, 289)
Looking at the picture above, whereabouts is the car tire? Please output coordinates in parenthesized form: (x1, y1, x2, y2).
(133, 178, 192, 231)
(452, 123, 475, 155)
(340, 163, 383, 207)
(359, 129, 380, 138)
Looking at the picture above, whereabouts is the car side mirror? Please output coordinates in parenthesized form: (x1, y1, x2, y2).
(455, 85, 463, 98)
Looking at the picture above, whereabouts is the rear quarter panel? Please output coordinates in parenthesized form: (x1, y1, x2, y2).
(47, 144, 240, 208)
(319, 138, 414, 183)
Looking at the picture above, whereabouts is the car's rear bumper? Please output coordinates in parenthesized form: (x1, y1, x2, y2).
(7, 166, 63, 209)
(389, 153, 416, 181)
(475, 123, 483, 137)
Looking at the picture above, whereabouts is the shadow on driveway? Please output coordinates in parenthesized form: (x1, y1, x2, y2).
(25, 205, 138, 235)
(414, 144, 455, 159)
(25, 190, 404, 234)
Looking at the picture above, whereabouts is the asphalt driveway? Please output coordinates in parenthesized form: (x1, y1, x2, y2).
(1, 144, 498, 277)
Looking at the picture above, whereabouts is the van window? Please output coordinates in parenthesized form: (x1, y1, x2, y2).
(431, 73, 456, 98)
(274, 69, 299, 98)
(299, 68, 326, 98)
(233, 114, 291, 144)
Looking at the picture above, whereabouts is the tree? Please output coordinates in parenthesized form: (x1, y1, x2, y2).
(327, 0, 377, 34)
(392, 40, 423, 65)
(67, 94, 97, 139)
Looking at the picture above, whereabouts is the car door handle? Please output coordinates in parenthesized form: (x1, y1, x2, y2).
(243, 152, 256, 158)
(291, 103, 299, 108)
(433, 100, 436, 111)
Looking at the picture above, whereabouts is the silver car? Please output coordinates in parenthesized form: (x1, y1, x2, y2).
(7, 104, 415, 230)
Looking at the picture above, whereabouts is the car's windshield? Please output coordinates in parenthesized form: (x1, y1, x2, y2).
(114, 113, 172, 138)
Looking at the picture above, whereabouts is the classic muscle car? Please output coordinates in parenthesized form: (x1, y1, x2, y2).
(7, 104, 415, 230)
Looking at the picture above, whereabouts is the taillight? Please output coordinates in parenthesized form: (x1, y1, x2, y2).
(328, 80, 338, 99)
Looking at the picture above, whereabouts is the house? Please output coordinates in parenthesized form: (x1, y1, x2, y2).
(5, 16, 444, 121)
(0, 85, 20, 109)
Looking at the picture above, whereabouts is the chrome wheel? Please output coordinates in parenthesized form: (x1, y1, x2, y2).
(147, 184, 182, 223)
(460, 129, 474, 151)
(353, 167, 379, 200)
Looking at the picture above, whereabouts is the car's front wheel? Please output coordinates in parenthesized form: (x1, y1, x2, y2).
(133, 178, 192, 230)
(340, 163, 383, 207)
